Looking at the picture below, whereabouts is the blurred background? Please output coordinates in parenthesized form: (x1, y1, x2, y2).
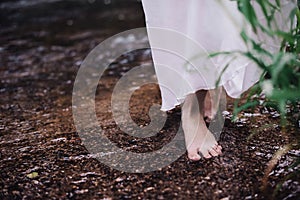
(0, 0, 144, 47)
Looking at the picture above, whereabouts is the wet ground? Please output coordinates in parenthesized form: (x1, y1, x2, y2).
(0, 0, 299, 199)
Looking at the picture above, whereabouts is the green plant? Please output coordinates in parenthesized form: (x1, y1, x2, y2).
(230, 0, 300, 197)
(231, 0, 300, 122)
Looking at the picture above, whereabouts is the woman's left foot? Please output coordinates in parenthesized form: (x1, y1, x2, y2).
(204, 87, 223, 121)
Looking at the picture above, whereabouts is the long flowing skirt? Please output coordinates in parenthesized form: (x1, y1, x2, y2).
(142, 0, 296, 111)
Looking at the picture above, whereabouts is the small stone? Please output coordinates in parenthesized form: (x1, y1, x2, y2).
(144, 187, 155, 192)
(115, 177, 123, 182)
(27, 172, 38, 179)
(75, 189, 88, 194)
(220, 197, 230, 200)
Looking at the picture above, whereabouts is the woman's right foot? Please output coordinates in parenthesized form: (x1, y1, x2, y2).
(182, 91, 222, 161)
(182, 109, 222, 161)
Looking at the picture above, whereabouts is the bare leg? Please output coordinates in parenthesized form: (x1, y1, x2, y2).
(182, 90, 222, 161)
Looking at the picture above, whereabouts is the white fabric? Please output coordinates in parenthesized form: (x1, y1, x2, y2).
(142, 0, 296, 111)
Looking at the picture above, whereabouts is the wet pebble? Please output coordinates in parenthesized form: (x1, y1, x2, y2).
(288, 149, 300, 157)
(75, 189, 89, 194)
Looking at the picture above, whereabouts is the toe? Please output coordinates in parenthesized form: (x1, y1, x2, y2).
(202, 152, 212, 159)
(187, 149, 201, 161)
(215, 144, 223, 154)
(212, 143, 222, 154)
(208, 148, 219, 157)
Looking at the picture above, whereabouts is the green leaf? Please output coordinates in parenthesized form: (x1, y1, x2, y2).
(270, 89, 300, 101)
(27, 172, 39, 179)
(237, 0, 259, 33)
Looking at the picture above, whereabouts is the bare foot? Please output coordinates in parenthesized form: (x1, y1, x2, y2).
(204, 87, 223, 121)
(182, 91, 222, 161)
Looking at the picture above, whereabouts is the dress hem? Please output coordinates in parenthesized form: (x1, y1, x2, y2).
(159, 61, 261, 111)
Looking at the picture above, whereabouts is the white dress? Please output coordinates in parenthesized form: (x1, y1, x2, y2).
(142, 0, 296, 111)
